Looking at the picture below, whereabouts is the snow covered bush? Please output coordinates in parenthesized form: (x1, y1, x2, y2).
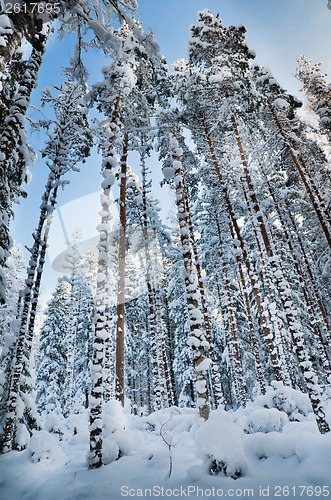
(234, 383, 313, 434)
(28, 430, 66, 464)
(102, 400, 136, 465)
(195, 407, 247, 479)
(251, 382, 312, 422)
(235, 407, 289, 434)
(14, 423, 30, 451)
(42, 410, 66, 440)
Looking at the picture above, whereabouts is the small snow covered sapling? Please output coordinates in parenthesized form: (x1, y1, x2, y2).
(160, 414, 178, 478)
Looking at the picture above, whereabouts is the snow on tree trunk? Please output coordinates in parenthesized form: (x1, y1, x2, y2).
(3, 75, 91, 451)
(269, 104, 331, 249)
(89, 187, 111, 469)
(0, 8, 47, 78)
(263, 173, 331, 372)
(103, 334, 113, 403)
(26, 203, 56, 353)
(89, 92, 120, 468)
(65, 236, 84, 417)
(170, 134, 210, 421)
(286, 207, 331, 346)
(1, 178, 61, 452)
(238, 170, 295, 388)
(0, 37, 47, 303)
(115, 132, 128, 407)
(201, 116, 283, 382)
(151, 234, 174, 407)
(181, 168, 224, 407)
(231, 113, 330, 434)
(223, 218, 266, 395)
(140, 146, 165, 409)
(214, 223, 247, 407)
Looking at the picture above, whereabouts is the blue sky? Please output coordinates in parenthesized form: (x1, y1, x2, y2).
(10, 0, 331, 298)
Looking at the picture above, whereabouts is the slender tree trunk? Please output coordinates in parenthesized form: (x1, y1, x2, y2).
(139, 142, 166, 408)
(201, 115, 282, 381)
(263, 173, 331, 370)
(238, 176, 295, 388)
(25, 182, 59, 347)
(163, 294, 179, 406)
(115, 133, 128, 406)
(66, 279, 82, 417)
(221, 253, 247, 407)
(89, 93, 121, 469)
(170, 133, 210, 421)
(0, 38, 47, 302)
(231, 113, 330, 434)
(215, 213, 266, 394)
(103, 335, 113, 403)
(298, 156, 331, 228)
(286, 207, 331, 345)
(151, 236, 174, 407)
(144, 265, 163, 408)
(269, 104, 331, 248)
(89, 188, 110, 468)
(2, 175, 62, 452)
(180, 171, 224, 407)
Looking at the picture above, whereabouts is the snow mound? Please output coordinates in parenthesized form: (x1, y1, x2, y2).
(245, 382, 312, 422)
(14, 423, 30, 450)
(103, 400, 141, 465)
(195, 407, 247, 478)
(43, 410, 66, 438)
(236, 407, 289, 434)
(28, 430, 67, 464)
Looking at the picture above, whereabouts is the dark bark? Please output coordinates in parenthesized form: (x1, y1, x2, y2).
(115, 133, 128, 406)
(201, 115, 283, 381)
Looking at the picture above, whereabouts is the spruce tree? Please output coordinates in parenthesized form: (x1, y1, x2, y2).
(35, 281, 71, 415)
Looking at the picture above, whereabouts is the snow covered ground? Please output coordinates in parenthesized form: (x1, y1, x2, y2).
(1, 383, 331, 500)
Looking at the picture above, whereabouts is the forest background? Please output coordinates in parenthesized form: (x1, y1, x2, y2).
(10, 0, 331, 305)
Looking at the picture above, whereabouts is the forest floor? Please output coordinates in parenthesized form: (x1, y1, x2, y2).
(1, 383, 331, 500)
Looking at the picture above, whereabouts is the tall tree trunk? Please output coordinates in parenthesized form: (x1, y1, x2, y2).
(151, 236, 174, 407)
(89, 188, 110, 468)
(201, 115, 282, 382)
(103, 335, 113, 403)
(2, 175, 61, 452)
(238, 175, 295, 387)
(89, 92, 121, 469)
(180, 171, 224, 407)
(115, 132, 128, 406)
(269, 104, 331, 248)
(231, 113, 330, 434)
(170, 133, 210, 421)
(163, 294, 179, 406)
(140, 146, 164, 409)
(0, 37, 47, 302)
(26, 179, 59, 341)
(220, 252, 247, 407)
(215, 212, 266, 395)
(286, 207, 331, 345)
(66, 277, 82, 417)
(263, 172, 331, 371)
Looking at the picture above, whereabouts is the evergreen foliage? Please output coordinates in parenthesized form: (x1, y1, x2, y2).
(0, 3, 330, 472)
